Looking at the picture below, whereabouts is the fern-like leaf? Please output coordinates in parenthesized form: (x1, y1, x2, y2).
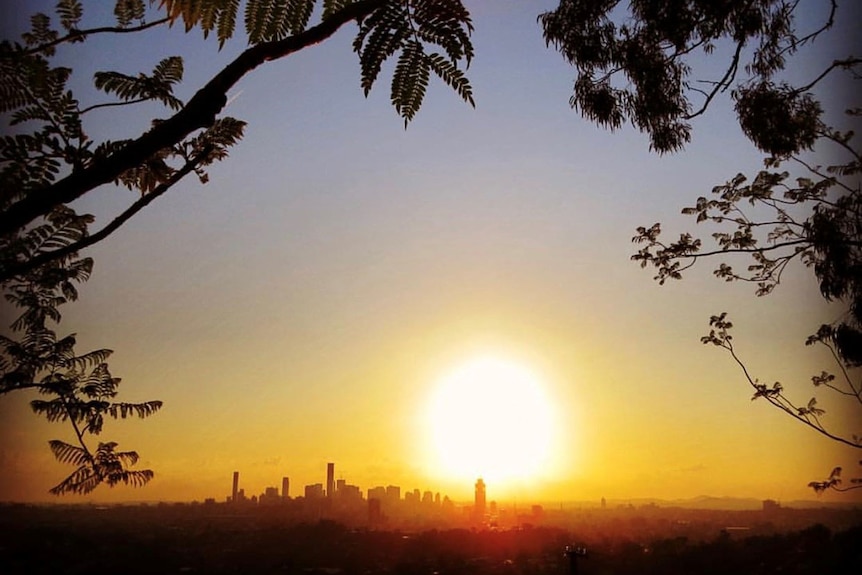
(31, 399, 70, 422)
(245, 0, 272, 44)
(107, 400, 164, 419)
(160, 0, 240, 42)
(187, 116, 247, 165)
(94, 56, 184, 111)
(110, 469, 155, 488)
(49, 464, 101, 495)
(263, 0, 290, 41)
(115, 449, 141, 467)
(114, 0, 146, 28)
(413, 0, 474, 65)
(48, 439, 90, 466)
(198, 1, 219, 34)
(10, 104, 51, 126)
(428, 52, 474, 106)
(152, 56, 184, 85)
(61, 349, 113, 372)
(49, 441, 154, 494)
(285, 0, 315, 36)
(354, 1, 410, 96)
(323, 0, 354, 20)
(56, 0, 84, 32)
(217, 0, 241, 47)
(244, 0, 314, 43)
(391, 40, 429, 127)
(22, 14, 58, 49)
(81, 364, 120, 398)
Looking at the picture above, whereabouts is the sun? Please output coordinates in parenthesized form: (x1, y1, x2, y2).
(424, 355, 557, 486)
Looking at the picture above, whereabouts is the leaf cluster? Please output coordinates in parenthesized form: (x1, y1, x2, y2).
(0, 50, 82, 205)
(0, 205, 161, 494)
(629, 28, 861, 491)
(0, 2, 214, 495)
(354, 0, 474, 126)
(808, 463, 862, 494)
(156, 1, 477, 126)
(632, 112, 861, 365)
(540, 0, 841, 154)
(93, 56, 185, 111)
(699, 313, 862, 460)
(735, 81, 821, 156)
(47, 441, 155, 495)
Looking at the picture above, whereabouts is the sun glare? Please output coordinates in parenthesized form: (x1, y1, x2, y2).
(425, 356, 557, 486)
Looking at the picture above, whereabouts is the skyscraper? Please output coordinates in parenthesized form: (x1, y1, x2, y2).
(232, 471, 239, 503)
(282, 476, 290, 500)
(474, 478, 486, 522)
(326, 462, 335, 498)
(305, 483, 324, 499)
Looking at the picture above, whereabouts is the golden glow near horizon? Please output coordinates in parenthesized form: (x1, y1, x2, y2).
(424, 356, 558, 488)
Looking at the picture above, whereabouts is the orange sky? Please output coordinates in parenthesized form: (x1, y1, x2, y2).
(1, 1, 860, 506)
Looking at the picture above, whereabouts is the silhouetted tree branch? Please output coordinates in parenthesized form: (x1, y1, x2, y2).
(628, 1, 860, 492)
(22, 17, 172, 56)
(0, 147, 213, 282)
(1, 0, 475, 495)
(702, 314, 862, 451)
(0, 0, 388, 237)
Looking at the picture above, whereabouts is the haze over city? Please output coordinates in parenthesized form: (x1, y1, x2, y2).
(1, 0, 860, 514)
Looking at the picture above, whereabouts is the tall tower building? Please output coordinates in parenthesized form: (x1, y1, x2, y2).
(282, 476, 290, 500)
(232, 471, 239, 503)
(326, 462, 335, 498)
(474, 478, 486, 522)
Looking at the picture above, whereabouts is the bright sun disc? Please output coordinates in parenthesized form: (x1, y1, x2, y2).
(426, 356, 556, 485)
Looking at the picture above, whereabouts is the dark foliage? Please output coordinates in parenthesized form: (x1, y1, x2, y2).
(540, 0, 849, 155)
(1, 505, 860, 575)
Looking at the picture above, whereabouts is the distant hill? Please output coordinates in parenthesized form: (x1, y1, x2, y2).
(556, 495, 862, 511)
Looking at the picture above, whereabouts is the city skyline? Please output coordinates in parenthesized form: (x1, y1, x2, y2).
(226, 462, 459, 507)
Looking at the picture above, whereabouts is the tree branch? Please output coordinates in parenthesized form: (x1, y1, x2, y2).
(791, 156, 858, 194)
(722, 336, 862, 450)
(794, 58, 862, 95)
(0, 151, 210, 282)
(776, 0, 836, 59)
(0, 0, 386, 238)
(684, 39, 743, 121)
(60, 394, 94, 463)
(0, 381, 46, 395)
(686, 238, 813, 259)
(79, 98, 151, 115)
(21, 18, 172, 56)
(818, 340, 862, 403)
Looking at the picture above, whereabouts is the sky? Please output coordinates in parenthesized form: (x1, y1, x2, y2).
(1, 0, 860, 506)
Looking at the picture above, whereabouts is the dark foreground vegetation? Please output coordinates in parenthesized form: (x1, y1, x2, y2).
(1, 503, 860, 574)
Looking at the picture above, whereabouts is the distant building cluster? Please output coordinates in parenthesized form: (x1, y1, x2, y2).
(224, 464, 518, 528)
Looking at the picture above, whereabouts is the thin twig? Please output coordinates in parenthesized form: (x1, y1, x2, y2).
(21, 18, 172, 56)
(794, 58, 862, 95)
(79, 98, 150, 115)
(0, 150, 210, 282)
(684, 40, 743, 120)
(723, 339, 862, 450)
